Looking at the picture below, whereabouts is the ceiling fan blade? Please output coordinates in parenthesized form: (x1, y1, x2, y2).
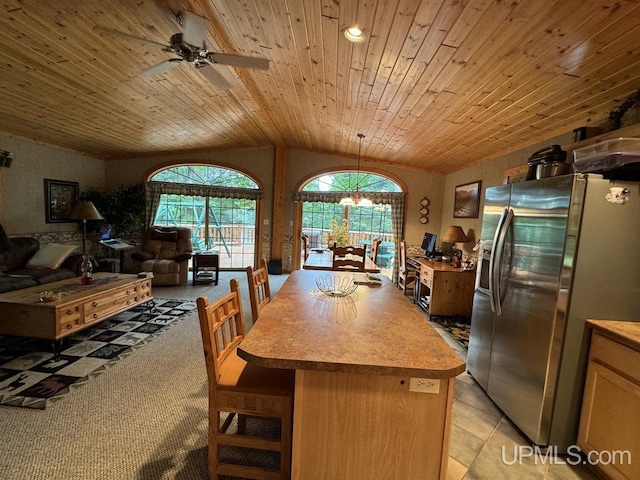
(140, 58, 183, 77)
(207, 53, 270, 70)
(93, 26, 169, 50)
(178, 11, 209, 49)
(196, 62, 231, 90)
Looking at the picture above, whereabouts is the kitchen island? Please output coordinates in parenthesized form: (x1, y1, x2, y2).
(238, 270, 465, 480)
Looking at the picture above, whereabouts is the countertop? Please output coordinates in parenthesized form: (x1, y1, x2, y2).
(587, 319, 640, 352)
(238, 270, 466, 378)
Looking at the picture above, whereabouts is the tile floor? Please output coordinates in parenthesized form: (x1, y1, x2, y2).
(428, 321, 601, 480)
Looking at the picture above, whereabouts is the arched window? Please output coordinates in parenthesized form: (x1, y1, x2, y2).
(146, 164, 263, 269)
(295, 171, 405, 279)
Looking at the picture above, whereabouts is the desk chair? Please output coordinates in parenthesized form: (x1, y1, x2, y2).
(246, 259, 272, 324)
(332, 245, 366, 271)
(196, 279, 294, 480)
(370, 238, 382, 264)
(398, 240, 416, 296)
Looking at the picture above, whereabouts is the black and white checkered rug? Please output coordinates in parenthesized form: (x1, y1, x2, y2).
(0, 299, 196, 409)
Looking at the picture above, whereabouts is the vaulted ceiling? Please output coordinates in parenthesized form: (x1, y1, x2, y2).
(1, 0, 639, 173)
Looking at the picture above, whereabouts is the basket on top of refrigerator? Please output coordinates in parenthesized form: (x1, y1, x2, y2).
(573, 137, 640, 179)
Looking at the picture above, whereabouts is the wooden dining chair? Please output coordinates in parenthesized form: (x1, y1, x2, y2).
(398, 240, 417, 296)
(196, 279, 294, 480)
(332, 245, 366, 271)
(370, 238, 382, 264)
(246, 259, 272, 323)
(301, 234, 310, 260)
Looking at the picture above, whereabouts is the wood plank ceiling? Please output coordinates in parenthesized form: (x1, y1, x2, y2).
(0, 0, 639, 174)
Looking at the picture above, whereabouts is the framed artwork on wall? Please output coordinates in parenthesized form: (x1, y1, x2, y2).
(45, 179, 79, 223)
(453, 181, 482, 218)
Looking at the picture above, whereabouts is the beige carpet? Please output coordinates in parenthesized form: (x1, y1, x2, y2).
(0, 272, 289, 480)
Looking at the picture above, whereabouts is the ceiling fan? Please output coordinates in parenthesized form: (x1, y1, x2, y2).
(94, 11, 269, 90)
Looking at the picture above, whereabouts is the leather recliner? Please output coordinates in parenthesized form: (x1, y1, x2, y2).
(131, 226, 193, 286)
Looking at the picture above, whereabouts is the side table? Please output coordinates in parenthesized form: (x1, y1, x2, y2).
(193, 251, 219, 286)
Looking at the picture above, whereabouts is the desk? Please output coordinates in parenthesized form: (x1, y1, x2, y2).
(303, 249, 380, 273)
(238, 270, 465, 480)
(407, 257, 475, 317)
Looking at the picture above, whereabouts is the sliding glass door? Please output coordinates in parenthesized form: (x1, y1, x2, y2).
(147, 165, 261, 270)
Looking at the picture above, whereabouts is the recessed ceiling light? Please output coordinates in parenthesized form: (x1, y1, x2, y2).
(344, 26, 365, 43)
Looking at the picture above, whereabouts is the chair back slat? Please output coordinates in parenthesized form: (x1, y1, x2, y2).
(246, 259, 272, 323)
(196, 278, 245, 387)
(332, 245, 366, 271)
(398, 240, 417, 296)
(301, 234, 310, 260)
(370, 238, 382, 263)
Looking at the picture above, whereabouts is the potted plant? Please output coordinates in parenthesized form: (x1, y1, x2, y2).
(80, 184, 146, 237)
(329, 218, 350, 246)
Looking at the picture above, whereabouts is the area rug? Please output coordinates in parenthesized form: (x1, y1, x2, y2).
(0, 298, 196, 409)
(433, 317, 470, 350)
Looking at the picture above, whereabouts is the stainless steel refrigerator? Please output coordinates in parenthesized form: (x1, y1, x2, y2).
(467, 173, 640, 451)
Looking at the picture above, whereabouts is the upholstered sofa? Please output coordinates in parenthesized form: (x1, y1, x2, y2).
(131, 226, 193, 286)
(0, 238, 84, 294)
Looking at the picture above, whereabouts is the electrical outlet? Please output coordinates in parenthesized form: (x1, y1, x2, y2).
(409, 378, 440, 394)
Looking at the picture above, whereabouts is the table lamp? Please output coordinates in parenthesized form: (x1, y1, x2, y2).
(70, 201, 104, 253)
(442, 225, 469, 266)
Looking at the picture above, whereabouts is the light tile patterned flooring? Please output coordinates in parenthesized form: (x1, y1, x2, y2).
(428, 321, 601, 480)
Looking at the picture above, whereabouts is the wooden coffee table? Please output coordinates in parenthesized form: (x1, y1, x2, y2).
(0, 273, 153, 351)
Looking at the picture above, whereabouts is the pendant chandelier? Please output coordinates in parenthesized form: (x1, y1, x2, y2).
(340, 133, 372, 207)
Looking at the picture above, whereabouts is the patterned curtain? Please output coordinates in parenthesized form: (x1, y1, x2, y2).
(294, 191, 406, 282)
(144, 181, 264, 227)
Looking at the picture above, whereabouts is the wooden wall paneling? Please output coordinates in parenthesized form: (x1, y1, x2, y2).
(271, 145, 286, 262)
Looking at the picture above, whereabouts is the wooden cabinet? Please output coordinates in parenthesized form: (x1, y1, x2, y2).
(578, 327, 640, 480)
(411, 258, 475, 317)
(0, 274, 152, 341)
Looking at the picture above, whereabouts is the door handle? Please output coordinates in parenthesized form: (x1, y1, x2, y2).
(488, 209, 507, 313)
(492, 208, 514, 316)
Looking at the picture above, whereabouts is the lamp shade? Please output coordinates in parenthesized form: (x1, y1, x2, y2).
(442, 225, 469, 244)
(70, 201, 104, 221)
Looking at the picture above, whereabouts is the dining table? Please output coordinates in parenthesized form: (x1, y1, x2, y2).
(302, 248, 381, 273)
(237, 269, 466, 480)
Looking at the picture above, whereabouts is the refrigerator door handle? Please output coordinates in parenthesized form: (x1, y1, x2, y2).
(492, 208, 514, 316)
(488, 209, 508, 313)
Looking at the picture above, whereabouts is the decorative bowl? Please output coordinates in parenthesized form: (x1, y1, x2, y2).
(39, 291, 61, 302)
(315, 275, 358, 297)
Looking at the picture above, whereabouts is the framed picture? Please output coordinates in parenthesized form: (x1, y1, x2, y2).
(453, 180, 482, 218)
(44, 179, 79, 223)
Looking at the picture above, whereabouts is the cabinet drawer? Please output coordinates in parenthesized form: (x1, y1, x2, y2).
(591, 333, 640, 384)
(139, 280, 151, 295)
(84, 287, 139, 323)
(58, 304, 81, 323)
(420, 269, 433, 288)
(57, 304, 82, 335)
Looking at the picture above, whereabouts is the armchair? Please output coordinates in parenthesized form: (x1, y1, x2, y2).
(131, 226, 193, 286)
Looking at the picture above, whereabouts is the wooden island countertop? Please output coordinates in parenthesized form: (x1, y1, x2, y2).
(238, 270, 465, 378)
(238, 269, 466, 480)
